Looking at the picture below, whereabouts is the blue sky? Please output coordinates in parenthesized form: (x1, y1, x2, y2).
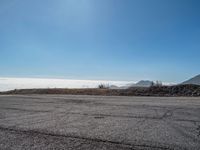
(0, 0, 200, 83)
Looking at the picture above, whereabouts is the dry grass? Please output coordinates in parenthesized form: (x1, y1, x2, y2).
(1, 84, 200, 97)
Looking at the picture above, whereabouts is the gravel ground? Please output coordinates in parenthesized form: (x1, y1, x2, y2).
(0, 95, 200, 150)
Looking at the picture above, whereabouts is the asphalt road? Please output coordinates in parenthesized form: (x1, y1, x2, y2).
(0, 95, 200, 150)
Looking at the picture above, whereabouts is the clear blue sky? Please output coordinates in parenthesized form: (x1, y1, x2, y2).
(0, 0, 200, 83)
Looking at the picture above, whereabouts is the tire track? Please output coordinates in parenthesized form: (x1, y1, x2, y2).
(0, 126, 175, 150)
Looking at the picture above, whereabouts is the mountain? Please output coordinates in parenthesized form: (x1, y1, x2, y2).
(182, 74, 200, 85)
(122, 80, 154, 89)
(135, 80, 154, 87)
(109, 85, 120, 89)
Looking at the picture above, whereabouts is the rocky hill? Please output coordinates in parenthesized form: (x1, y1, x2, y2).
(182, 74, 200, 85)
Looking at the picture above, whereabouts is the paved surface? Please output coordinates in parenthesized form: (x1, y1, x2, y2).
(0, 95, 200, 150)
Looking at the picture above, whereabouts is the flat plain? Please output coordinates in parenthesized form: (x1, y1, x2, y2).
(0, 95, 200, 150)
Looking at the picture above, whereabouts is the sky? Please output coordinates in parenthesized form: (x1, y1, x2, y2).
(0, 0, 200, 86)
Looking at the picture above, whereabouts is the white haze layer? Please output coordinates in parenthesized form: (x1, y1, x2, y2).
(0, 77, 133, 92)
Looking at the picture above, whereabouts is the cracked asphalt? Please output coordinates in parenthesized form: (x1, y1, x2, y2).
(0, 95, 200, 150)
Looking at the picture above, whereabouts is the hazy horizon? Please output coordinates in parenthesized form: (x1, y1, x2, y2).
(0, 77, 177, 92)
(0, 77, 132, 91)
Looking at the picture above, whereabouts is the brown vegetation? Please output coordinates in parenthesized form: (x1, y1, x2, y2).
(1, 84, 200, 97)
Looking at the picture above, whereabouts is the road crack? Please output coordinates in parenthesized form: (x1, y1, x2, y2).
(197, 125, 200, 137)
(0, 126, 173, 150)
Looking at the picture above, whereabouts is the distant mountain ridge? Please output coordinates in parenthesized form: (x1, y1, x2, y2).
(182, 74, 200, 85)
(135, 80, 154, 87)
(119, 80, 154, 89)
